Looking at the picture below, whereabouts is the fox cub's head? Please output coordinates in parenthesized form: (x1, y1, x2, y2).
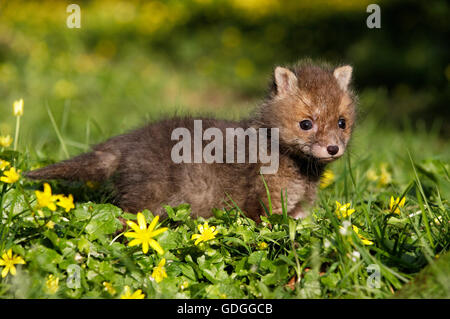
(260, 60, 356, 163)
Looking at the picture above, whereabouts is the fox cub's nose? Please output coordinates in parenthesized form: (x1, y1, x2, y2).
(327, 145, 339, 156)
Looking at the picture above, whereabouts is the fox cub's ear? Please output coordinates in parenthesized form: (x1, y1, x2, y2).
(333, 65, 353, 91)
(274, 66, 298, 96)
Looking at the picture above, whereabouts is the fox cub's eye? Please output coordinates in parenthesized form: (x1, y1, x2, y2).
(299, 120, 313, 130)
(338, 118, 346, 129)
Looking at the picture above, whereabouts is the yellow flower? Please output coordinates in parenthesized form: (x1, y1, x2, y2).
(120, 286, 145, 299)
(352, 225, 374, 245)
(151, 258, 168, 283)
(45, 274, 59, 294)
(378, 163, 392, 186)
(434, 216, 442, 225)
(0, 159, 10, 170)
(0, 167, 20, 183)
(258, 242, 268, 250)
(45, 220, 55, 229)
(124, 213, 168, 254)
(55, 194, 75, 212)
(35, 183, 58, 211)
(320, 169, 335, 189)
(37, 210, 45, 218)
(0, 249, 26, 278)
(389, 196, 406, 214)
(335, 201, 355, 219)
(191, 222, 219, 245)
(180, 281, 189, 290)
(86, 181, 98, 189)
(366, 163, 392, 187)
(103, 281, 117, 295)
(0, 135, 13, 148)
(366, 168, 378, 182)
(13, 98, 24, 116)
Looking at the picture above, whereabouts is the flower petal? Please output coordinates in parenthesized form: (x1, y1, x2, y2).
(44, 183, 52, 196)
(137, 213, 147, 230)
(389, 196, 395, 209)
(142, 241, 149, 254)
(2, 266, 9, 278)
(126, 221, 140, 233)
(149, 239, 164, 255)
(48, 202, 57, 211)
(131, 290, 145, 299)
(150, 227, 168, 237)
(191, 234, 201, 240)
(13, 256, 25, 264)
(361, 238, 374, 245)
(148, 215, 159, 232)
(127, 239, 142, 247)
(124, 231, 139, 238)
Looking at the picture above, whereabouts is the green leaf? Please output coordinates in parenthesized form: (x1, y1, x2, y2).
(74, 203, 123, 240)
(248, 251, 267, 265)
(289, 218, 296, 241)
(28, 245, 63, 273)
(178, 263, 197, 281)
(174, 204, 192, 222)
(158, 230, 181, 251)
(164, 205, 175, 219)
(262, 264, 288, 285)
(320, 272, 340, 289)
(222, 237, 250, 253)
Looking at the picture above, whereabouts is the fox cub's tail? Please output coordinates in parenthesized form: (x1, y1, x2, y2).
(24, 150, 119, 182)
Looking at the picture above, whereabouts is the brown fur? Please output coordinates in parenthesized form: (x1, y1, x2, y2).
(25, 59, 356, 221)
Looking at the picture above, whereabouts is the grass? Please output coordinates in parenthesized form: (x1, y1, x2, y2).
(0, 107, 448, 298)
(0, 0, 448, 299)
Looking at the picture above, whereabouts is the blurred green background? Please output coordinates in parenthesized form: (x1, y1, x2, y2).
(0, 0, 448, 161)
